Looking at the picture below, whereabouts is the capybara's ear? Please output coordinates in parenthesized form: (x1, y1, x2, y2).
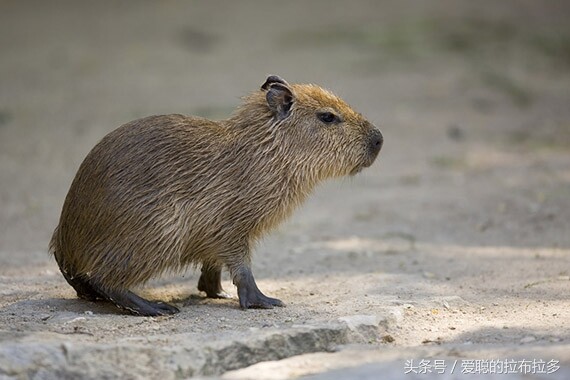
(261, 75, 289, 90)
(265, 82, 294, 120)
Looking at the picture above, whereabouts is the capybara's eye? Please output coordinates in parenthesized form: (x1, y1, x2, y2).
(317, 112, 339, 124)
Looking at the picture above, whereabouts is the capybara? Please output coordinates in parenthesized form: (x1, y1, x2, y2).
(50, 75, 383, 316)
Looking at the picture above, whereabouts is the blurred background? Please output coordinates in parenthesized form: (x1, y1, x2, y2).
(2, 3, 570, 376)
(1, 0, 569, 263)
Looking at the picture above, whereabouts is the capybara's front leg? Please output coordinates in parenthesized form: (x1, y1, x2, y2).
(198, 264, 231, 299)
(233, 266, 284, 309)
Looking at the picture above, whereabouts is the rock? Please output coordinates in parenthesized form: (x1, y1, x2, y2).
(338, 315, 386, 343)
(338, 315, 379, 331)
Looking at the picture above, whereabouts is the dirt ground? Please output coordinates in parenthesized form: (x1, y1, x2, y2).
(1, 1, 569, 379)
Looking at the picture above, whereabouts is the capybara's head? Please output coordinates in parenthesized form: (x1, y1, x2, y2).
(238, 75, 383, 181)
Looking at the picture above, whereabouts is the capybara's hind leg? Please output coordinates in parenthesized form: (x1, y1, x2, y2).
(54, 253, 104, 301)
(197, 265, 231, 299)
(69, 276, 105, 302)
(58, 268, 104, 302)
(92, 284, 180, 316)
(112, 291, 180, 316)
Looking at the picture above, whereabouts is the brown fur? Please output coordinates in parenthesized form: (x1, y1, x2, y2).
(50, 76, 382, 315)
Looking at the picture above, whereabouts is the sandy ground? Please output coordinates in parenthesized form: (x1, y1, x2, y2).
(1, 1, 569, 379)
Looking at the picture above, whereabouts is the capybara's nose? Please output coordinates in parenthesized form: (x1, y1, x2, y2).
(369, 129, 383, 156)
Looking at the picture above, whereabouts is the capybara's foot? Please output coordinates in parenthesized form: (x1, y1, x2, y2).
(234, 268, 285, 309)
(142, 299, 180, 316)
(239, 290, 284, 309)
(96, 285, 179, 316)
(198, 265, 232, 299)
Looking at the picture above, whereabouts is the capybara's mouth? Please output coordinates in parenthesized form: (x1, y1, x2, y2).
(350, 150, 380, 176)
(350, 160, 369, 176)
(350, 166, 363, 176)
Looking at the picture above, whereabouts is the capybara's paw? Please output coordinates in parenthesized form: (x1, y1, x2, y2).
(245, 295, 284, 309)
(210, 291, 233, 299)
(198, 266, 233, 299)
(149, 301, 180, 315)
(104, 288, 180, 316)
(198, 277, 232, 299)
(238, 289, 285, 309)
(234, 267, 285, 309)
